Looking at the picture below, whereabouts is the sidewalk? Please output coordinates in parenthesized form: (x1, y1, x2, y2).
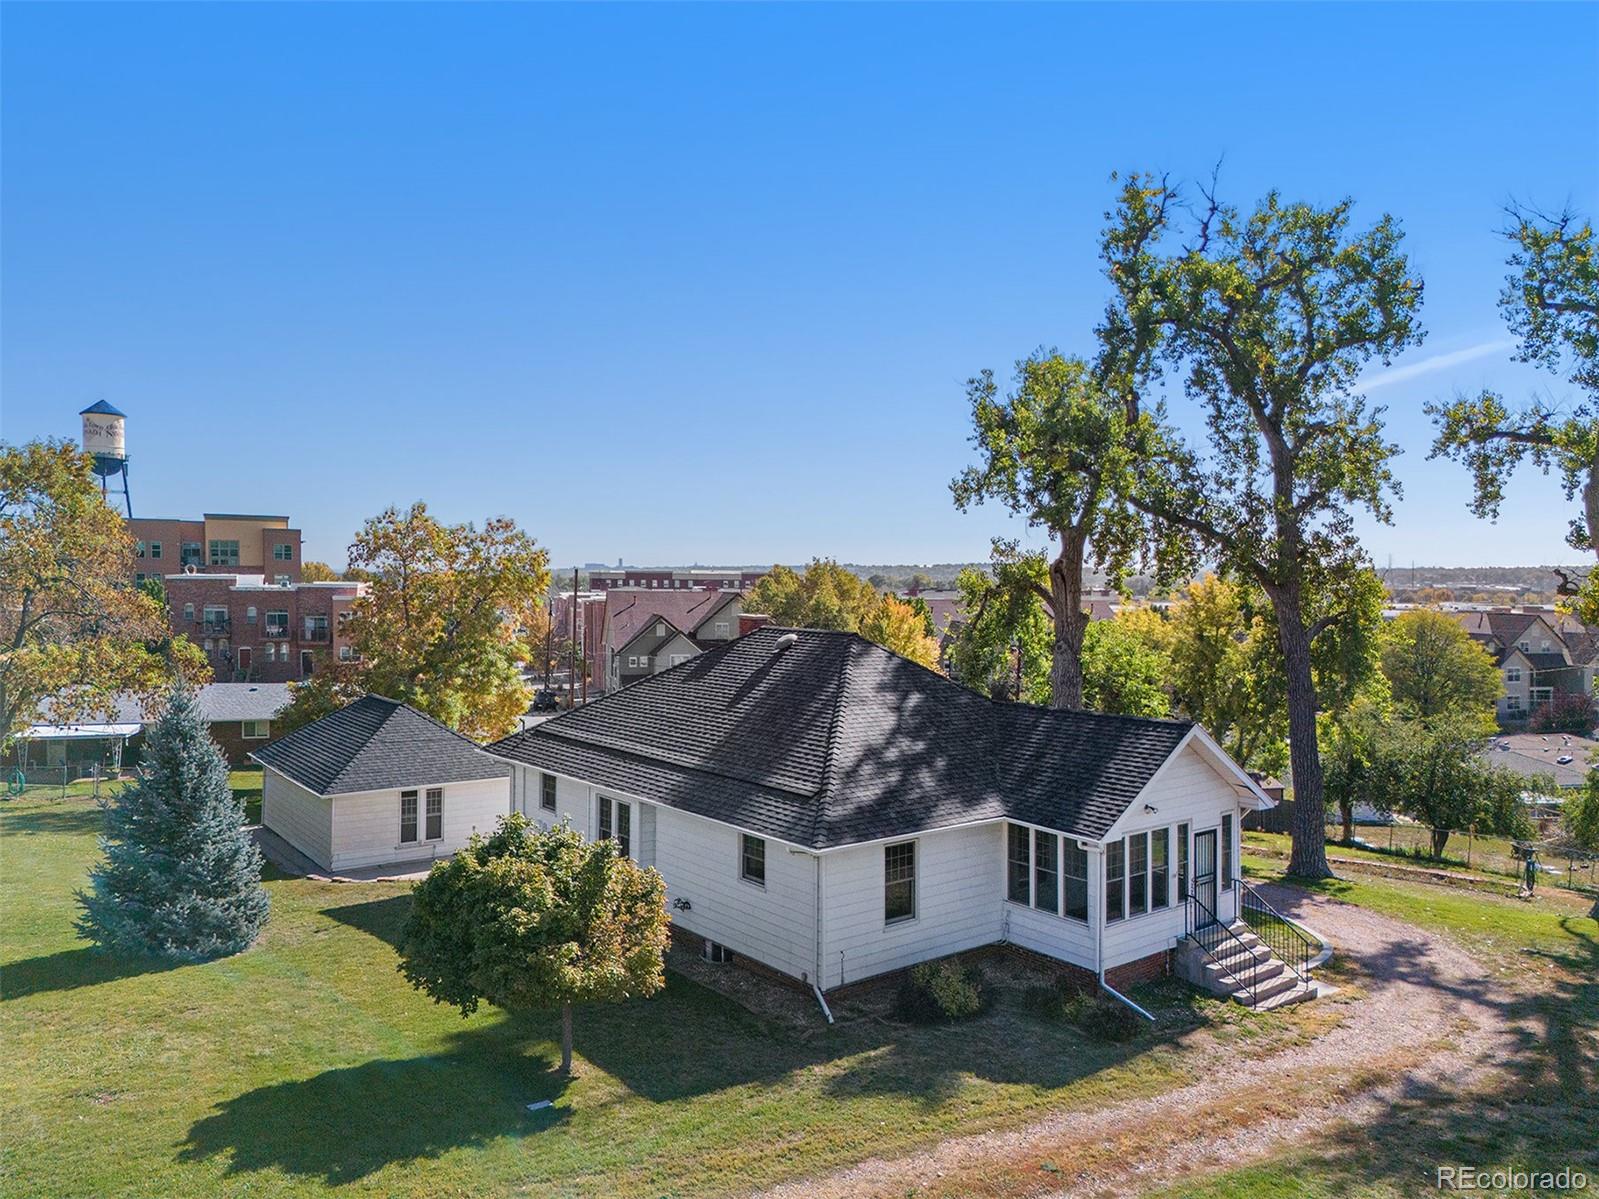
(251, 825, 441, 882)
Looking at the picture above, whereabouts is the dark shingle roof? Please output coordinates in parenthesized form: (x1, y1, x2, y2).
(487, 628, 1194, 849)
(253, 695, 508, 796)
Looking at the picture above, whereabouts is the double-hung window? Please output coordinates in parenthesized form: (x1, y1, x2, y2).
(400, 790, 419, 843)
(1177, 822, 1190, 901)
(598, 796, 631, 857)
(1222, 813, 1234, 890)
(1129, 832, 1149, 916)
(1033, 829, 1059, 915)
(884, 842, 916, 923)
(241, 720, 270, 740)
(273, 542, 294, 561)
(149, 541, 162, 559)
(425, 788, 443, 840)
(209, 539, 240, 566)
(740, 834, 766, 885)
(539, 772, 557, 813)
(1105, 839, 1125, 922)
(1063, 840, 1088, 921)
(1006, 823, 1030, 904)
(1151, 827, 1170, 910)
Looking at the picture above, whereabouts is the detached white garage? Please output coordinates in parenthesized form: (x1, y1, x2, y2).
(253, 694, 510, 872)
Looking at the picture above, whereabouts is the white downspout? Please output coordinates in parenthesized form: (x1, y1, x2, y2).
(1095, 840, 1155, 1023)
(813, 852, 833, 1024)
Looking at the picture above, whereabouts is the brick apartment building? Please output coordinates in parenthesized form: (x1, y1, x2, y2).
(588, 566, 766, 591)
(128, 513, 303, 587)
(164, 573, 364, 684)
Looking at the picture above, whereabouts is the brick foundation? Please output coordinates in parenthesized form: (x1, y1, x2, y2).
(1104, 949, 1172, 991)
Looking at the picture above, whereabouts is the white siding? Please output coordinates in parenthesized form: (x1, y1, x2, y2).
(654, 806, 819, 983)
(1099, 742, 1242, 970)
(820, 822, 1004, 990)
(328, 776, 510, 871)
(261, 768, 333, 869)
(1003, 838, 1099, 969)
(511, 765, 593, 836)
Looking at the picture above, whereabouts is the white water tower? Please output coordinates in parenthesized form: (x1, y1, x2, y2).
(80, 400, 131, 515)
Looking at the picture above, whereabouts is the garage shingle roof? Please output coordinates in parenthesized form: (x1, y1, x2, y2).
(488, 628, 1193, 849)
(253, 695, 508, 796)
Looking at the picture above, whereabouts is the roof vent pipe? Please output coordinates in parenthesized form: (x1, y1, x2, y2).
(773, 632, 799, 652)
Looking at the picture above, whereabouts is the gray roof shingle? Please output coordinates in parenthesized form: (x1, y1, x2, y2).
(487, 628, 1193, 848)
(253, 695, 508, 796)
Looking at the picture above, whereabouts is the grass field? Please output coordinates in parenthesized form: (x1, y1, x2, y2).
(1157, 854, 1599, 1198)
(1, 791, 1323, 1199)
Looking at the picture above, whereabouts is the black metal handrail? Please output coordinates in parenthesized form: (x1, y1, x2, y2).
(1185, 887, 1263, 1006)
(1236, 877, 1316, 984)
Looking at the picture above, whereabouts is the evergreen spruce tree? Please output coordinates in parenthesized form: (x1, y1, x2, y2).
(76, 687, 269, 958)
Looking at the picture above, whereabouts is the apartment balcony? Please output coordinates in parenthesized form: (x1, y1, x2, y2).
(200, 617, 231, 634)
(300, 626, 331, 643)
(263, 626, 290, 639)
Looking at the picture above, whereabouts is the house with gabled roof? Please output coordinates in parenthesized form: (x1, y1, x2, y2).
(602, 588, 744, 691)
(488, 627, 1302, 1006)
(1452, 608, 1599, 722)
(253, 695, 509, 872)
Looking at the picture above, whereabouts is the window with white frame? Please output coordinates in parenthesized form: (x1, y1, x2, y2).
(1222, 813, 1235, 890)
(540, 772, 557, 812)
(400, 790, 419, 843)
(1033, 829, 1059, 915)
(1063, 840, 1088, 921)
(241, 720, 270, 739)
(740, 834, 765, 885)
(209, 539, 240, 566)
(1507, 695, 1523, 711)
(1006, 823, 1030, 904)
(149, 541, 162, 559)
(1506, 666, 1522, 683)
(1105, 840, 1125, 922)
(273, 542, 294, 561)
(1151, 826, 1170, 910)
(715, 620, 730, 636)
(135, 539, 146, 558)
(884, 841, 916, 922)
(1128, 832, 1149, 916)
(598, 795, 631, 857)
(425, 788, 443, 840)
(1177, 822, 1190, 902)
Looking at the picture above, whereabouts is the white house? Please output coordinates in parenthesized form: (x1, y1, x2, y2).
(487, 627, 1291, 1002)
(253, 695, 509, 872)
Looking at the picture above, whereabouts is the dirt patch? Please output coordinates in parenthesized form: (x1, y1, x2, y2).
(753, 884, 1523, 1199)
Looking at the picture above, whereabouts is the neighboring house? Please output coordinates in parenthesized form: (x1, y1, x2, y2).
(252, 695, 510, 873)
(488, 627, 1273, 997)
(1482, 731, 1598, 790)
(129, 512, 303, 586)
(602, 588, 744, 691)
(11, 683, 293, 771)
(1452, 608, 1599, 723)
(590, 566, 767, 591)
(163, 573, 364, 684)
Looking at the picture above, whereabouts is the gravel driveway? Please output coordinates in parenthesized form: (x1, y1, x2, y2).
(756, 884, 1521, 1199)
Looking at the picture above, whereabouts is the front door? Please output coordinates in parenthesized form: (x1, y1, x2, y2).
(1193, 829, 1218, 924)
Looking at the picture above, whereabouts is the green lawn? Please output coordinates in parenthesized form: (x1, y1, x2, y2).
(1155, 856, 1599, 1198)
(0, 792, 1321, 1199)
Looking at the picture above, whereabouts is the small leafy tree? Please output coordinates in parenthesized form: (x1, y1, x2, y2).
(745, 559, 939, 668)
(76, 688, 268, 959)
(399, 815, 669, 1076)
(276, 502, 550, 742)
(1, 440, 209, 746)
(945, 553, 1053, 703)
(1564, 773, 1599, 851)
(1379, 609, 1502, 725)
(1081, 617, 1171, 718)
(1363, 715, 1527, 856)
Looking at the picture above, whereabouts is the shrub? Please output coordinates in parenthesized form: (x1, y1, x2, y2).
(894, 958, 991, 1023)
(1025, 978, 1145, 1042)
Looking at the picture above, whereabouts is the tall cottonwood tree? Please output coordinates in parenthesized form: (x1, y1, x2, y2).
(1428, 205, 1598, 591)
(951, 354, 1185, 709)
(1099, 175, 1425, 877)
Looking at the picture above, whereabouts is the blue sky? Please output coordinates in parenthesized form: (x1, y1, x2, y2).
(3, 3, 1595, 571)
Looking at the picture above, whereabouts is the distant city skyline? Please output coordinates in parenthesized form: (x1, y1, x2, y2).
(3, 4, 1594, 571)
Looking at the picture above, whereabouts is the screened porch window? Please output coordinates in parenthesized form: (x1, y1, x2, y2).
(1006, 823, 1030, 904)
(1033, 829, 1059, 915)
(1063, 840, 1088, 921)
(1105, 840, 1125, 922)
(1129, 832, 1149, 916)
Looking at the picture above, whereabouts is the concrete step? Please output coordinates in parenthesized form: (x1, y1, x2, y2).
(1232, 969, 1302, 1007)
(1202, 946, 1276, 987)
(1252, 979, 1317, 1011)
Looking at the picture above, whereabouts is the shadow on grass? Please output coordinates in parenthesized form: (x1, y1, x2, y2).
(1212, 881, 1599, 1192)
(1, 946, 181, 1001)
(0, 805, 105, 836)
(179, 1019, 570, 1185)
(321, 894, 413, 949)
